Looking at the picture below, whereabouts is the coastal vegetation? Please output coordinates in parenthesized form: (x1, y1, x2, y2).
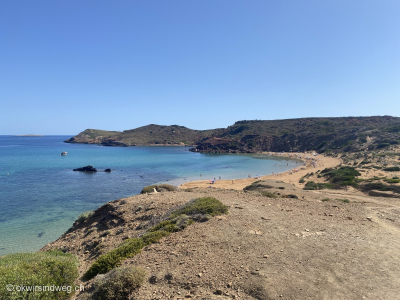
(77, 211, 94, 223)
(383, 166, 400, 171)
(86, 266, 146, 300)
(320, 166, 361, 186)
(303, 181, 335, 190)
(0, 250, 78, 300)
(140, 184, 177, 194)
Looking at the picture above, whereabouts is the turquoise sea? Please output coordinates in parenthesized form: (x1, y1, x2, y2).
(0, 136, 300, 256)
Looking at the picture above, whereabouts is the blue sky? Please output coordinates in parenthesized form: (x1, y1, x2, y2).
(1, 0, 399, 135)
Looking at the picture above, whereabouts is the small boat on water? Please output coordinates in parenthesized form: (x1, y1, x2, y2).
(61, 151, 68, 156)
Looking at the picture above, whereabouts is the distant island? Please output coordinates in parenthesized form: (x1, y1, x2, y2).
(15, 134, 45, 137)
(65, 116, 400, 154)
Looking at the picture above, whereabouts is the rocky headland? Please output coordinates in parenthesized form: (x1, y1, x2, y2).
(64, 116, 400, 154)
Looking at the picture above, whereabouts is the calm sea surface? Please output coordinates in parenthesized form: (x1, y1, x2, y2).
(0, 136, 299, 256)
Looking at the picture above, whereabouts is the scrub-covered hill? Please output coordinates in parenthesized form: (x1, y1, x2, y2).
(65, 116, 400, 153)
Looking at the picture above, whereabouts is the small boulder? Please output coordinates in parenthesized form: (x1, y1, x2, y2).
(287, 194, 298, 199)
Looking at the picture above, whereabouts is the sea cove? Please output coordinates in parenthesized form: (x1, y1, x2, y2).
(0, 135, 300, 256)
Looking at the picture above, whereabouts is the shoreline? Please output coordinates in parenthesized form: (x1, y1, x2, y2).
(179, 152, 342, 190)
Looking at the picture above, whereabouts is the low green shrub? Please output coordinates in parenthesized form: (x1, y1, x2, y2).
(140, 184, 177, 194)
(361, 182, 392, 191)
(322, 166, 361, 186)
(299, 178, 305, 183)
(0, 250, 79, 300)
(95, 243, 105, 253)
(141, 231, 170, 245)
(321, 198, 330, 201)
(384, 179, 400, 183)
(360, 182, 400, 194)
(90, 266, 145, 300)
(169, 197, 228, 218)
(383, 166, 400, 172)
(377, 143, 390, 149)
(148, 220, 179, 233)
(303, 181, 336, 190)
(337, 198, 350, 203)
(243, 181, 274, 191)
(260, 191, 277, 198)
(83, 238, 144, 280)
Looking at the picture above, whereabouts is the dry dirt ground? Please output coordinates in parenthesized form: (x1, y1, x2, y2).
(43, 181, 400, 300)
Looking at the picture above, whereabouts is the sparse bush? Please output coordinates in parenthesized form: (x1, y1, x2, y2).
(90, 266, 145, 300)
(377, 143, 391, 149)
(383, 166, 400, 172)
(169, 197, 228, 218)
(260, 191, 277, 198)
(384, 179, 400, 183)
(83, 238, 144, 280)
(337, 198, 350, 203)
(95, 243, 105, 253)
(322, 166, 361, 186)
(304, 181, 336, 190)
(77, 211, 94, 223)
(243, 181, 274, 191)
(148, 220, 179, 233)
(322, 198, 330, 201)
(101, 230, 111, 237)
(155, 184, 177, 192)
(148, 215, 193, 233)
(141, 231, 170, 245)
(299, 178, 305, 183)
(0, 250, 79, 300)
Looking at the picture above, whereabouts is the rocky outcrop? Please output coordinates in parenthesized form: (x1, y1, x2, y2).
(73, 166, 98, 172)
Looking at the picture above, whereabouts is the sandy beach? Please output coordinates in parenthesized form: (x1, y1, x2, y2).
(179, 152, 342, 190)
